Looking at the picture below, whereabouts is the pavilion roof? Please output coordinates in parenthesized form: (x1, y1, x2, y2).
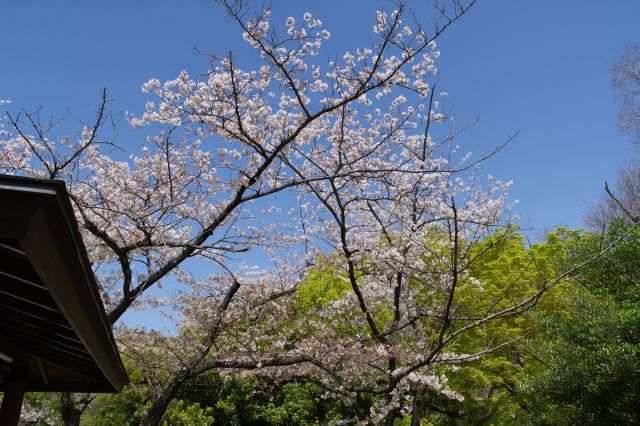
(0, 175, 128, 392)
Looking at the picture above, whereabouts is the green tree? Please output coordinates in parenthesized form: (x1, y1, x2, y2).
(523, 222, 640, 425)
(410, 229, 571, 425)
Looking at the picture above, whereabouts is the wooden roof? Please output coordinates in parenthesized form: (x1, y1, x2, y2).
(0, 175, 128, 392)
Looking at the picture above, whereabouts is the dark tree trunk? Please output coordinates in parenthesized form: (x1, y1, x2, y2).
(139, 392, 175, 426)
(385, 408, 400, 426)
(139, 371, 189, 426)
(410, 385, 427, 426)
(60, 393, 81, 426)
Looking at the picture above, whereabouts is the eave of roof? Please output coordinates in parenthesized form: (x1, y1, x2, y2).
(0, 174, 128, 392)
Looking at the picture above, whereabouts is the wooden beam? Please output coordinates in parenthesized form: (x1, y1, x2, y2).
(21, 193, 128, 391)
(0, 355, 28, 426)
(0, 176, 128, 392)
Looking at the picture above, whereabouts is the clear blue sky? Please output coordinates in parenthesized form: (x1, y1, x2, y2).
(1, 0, 637, 236)
(2, 1, 637, 328)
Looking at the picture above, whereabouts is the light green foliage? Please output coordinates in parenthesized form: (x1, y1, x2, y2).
(418, 229, 573, 424)
(61, 227, 638, 425)
(161, 401, 214, 426)
(293, 257, 371, 343)
(296, 262, 350, 313)
(82, 361, 152, 425)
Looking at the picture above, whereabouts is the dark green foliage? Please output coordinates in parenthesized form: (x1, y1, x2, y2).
(32, 226, 638, 425)
(176, 373, 260, 425)
(523, 222, 640, 425)
(172, 372, 364, 425)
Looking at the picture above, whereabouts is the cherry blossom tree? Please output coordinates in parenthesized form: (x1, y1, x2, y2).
(587, 161, 639, 228)
(611, 44, 640, 146)
(587, 45, 640, 229)
(4, 0, 626, 424)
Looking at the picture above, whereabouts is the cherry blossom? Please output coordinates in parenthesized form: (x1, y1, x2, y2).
(3, 0, 581, 424)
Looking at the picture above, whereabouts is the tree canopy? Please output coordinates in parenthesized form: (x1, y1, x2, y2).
(1, 1, 638, 425)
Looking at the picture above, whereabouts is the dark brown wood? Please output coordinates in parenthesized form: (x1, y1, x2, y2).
(0, 253, 43, 287)
(0, 356, 28, 426)
(0, 332, 25, 363)
(0, 276, 57, 310)
(0, 239, 24, 254)
(20, 189, 128, 391)
(0, 175, 128, 396)
(0, 193, 38, 239)
(60, 392, 82, 426)
(0, 308, 75, 337)
(0, 316, 87, 351)
(0, 298, 69, 325)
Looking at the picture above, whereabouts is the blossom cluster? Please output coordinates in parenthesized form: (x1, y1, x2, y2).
(0, 1, 514, 422)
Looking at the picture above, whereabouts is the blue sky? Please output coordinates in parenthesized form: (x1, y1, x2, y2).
(2, 0, 637, 328)
(1, 0, 637, 236)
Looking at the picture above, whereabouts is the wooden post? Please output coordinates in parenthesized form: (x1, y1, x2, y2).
(0, 356, 28, 426)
